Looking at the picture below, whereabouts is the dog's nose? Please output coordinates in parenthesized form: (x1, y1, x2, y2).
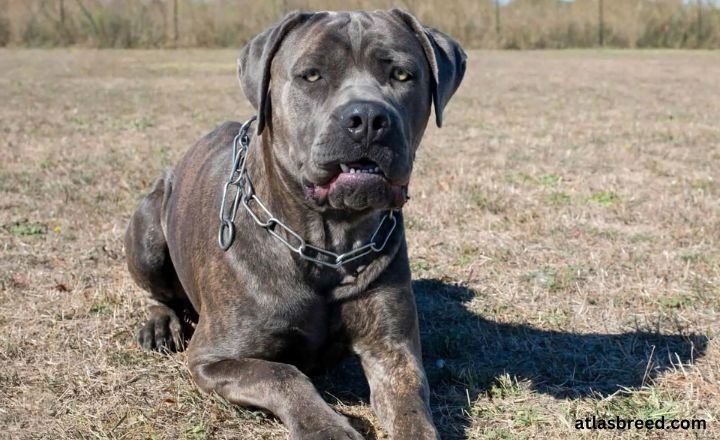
(338, 101, 391, 143)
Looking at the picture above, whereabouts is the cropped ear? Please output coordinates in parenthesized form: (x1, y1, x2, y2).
(237, 12, 314, 134)
(390, 9, 467, 127)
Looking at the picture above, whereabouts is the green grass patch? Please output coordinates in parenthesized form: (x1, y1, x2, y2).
(589, 190, 620, 206)
(128, 117, 155, 130)
(410, 258, 431, 273)
(587, 387, 683, 421)
(469, 189, 509, 214)
(89, 302, 114, 315)
(506, 172, 564, 188)
(538, 173, 564, 187)
(524, 266, 583, 293)
(456, 244, 481, 268)
(534, 309, 571, 327)
(679, 249, 706, 263)
(513, 407, 546, 427)
(659, 294, 695, 310)
(630, 232, 655, 243)
(184, 422, 209, 440)
(488, 373, 523, 400)
(38, 158, 55, 170)
(3, 220, 47, 236)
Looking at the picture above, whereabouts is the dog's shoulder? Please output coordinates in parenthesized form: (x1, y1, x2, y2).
(199, 120, 245, 150)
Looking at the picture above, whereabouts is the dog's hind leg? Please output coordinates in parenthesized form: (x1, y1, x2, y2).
(125, 171, 196, 352)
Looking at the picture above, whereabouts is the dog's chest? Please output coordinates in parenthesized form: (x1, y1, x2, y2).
(246, 284, 344, 369)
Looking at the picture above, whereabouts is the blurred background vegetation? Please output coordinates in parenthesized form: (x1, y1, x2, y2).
(0, 0, 718, 49)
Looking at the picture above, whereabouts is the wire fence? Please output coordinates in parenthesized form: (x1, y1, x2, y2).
(1, 0, 719, 49)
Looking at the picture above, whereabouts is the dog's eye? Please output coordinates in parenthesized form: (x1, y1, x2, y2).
(302, 70, 322, 83)
(391, 68, 411, 82)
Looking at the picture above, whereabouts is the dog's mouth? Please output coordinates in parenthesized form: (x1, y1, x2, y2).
(338, 159, 384, 176)
(316, 158, 389, 196)
(304, 158, 408, 210)
(329, 159, 388, 189)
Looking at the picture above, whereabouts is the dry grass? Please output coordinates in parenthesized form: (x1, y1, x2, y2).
(2, 0, 720, 49)
(1, 49, 719, 439)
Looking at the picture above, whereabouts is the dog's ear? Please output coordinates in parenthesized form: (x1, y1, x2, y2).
(390, 9, 467, 128)
(238, 12, 314, 134)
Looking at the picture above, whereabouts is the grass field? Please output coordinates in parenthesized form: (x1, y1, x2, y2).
(1, 49, 718, 439)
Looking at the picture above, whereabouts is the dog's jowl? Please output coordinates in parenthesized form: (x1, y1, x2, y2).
(125, 9, 465, 440)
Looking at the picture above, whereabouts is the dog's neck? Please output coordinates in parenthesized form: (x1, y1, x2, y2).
(245, 131, 389, 259)
(241, 131, 404, 296)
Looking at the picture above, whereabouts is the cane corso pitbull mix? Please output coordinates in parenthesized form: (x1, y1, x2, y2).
(125, 9, 465, 439)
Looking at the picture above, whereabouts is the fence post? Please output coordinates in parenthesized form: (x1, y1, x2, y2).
(173, 0, 179, 46)
(697, 0, 703, 45)
(598, 0, 604, 46)
(495, 0, 501, 42)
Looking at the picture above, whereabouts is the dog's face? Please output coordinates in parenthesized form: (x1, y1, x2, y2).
(238, 10, 466, 212)
(273, 13, 432, 211)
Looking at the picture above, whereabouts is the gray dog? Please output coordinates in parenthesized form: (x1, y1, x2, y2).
(125, 9, 465, 440)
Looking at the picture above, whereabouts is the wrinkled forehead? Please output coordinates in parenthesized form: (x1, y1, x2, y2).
(278, 11, 426, 69)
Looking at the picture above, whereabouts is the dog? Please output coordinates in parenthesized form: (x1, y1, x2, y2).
(125, 9, 465, 439)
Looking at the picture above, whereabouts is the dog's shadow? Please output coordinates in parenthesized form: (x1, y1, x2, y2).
(317, 278, 708, 439)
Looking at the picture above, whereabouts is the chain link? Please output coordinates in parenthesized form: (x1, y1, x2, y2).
(218, 117, 398, 269)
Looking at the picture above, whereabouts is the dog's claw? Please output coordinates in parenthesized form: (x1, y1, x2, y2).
(137, 306, 185, 352)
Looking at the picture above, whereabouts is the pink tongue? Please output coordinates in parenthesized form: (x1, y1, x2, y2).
(313, 185, 330, 199)
(334, 172, 379, 185)
(314, 172, 376, 196)
(312, 176, 408, 208)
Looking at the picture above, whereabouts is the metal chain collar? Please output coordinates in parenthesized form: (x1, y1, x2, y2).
(218, 116, 398, 269)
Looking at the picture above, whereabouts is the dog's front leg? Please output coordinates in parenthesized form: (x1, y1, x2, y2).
(356, 341, 437, 439)
(345, 285, 438, 439)
(189, 356, 364, 440)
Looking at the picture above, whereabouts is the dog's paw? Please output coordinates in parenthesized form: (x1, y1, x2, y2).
(136, 306, 185, 352)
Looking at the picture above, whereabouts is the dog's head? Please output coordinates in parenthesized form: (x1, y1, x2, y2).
(238, 10, 466, 212)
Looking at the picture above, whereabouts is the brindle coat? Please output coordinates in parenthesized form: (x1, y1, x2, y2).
(125, 9, 465, 440)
